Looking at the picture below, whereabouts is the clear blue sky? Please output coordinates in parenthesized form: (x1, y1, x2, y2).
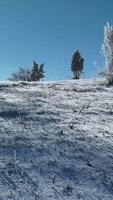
(0, 0, 113, 80)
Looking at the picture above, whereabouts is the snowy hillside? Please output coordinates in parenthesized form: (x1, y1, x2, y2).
(0, 79, 113, 200)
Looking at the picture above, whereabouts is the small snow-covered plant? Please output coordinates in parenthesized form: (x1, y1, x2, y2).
(63, 181, 73, 195)
(9, 67, 31, 81)
(101, 22, 113, 84)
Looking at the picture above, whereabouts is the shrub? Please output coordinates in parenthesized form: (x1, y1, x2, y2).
(9, 67, 31, 81)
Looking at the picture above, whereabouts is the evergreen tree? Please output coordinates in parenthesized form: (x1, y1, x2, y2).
(71, 50, 84, 79)
(31, 61, 45, 81)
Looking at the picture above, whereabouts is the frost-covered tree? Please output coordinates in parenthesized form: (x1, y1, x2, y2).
(9, 61, 45, 82)
(101, 22, 113, 74)
(71, 50, 84, 79)
(31, 61, 45, 81)
(9, 67, 31, 81)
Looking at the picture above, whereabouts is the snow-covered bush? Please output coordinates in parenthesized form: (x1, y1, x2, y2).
(9, 61, 45, 82)
(9, 67, 31, 81)
(101, 22, 113, 84)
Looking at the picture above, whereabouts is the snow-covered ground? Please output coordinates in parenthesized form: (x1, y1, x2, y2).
(0, 78, 113, 200)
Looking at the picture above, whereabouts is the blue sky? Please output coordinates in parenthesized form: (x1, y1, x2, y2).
(0, 0, 113, 80)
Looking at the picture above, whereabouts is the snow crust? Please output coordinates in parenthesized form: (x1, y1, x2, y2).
(0, 78, 113, 199)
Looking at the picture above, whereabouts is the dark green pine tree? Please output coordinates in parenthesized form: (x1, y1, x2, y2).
(31, 61, 45, 81)
(38, 63, 45, 79)
(71, 50, 84, 79)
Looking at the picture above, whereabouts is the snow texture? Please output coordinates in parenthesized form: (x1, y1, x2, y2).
(0, 79, 113, 199)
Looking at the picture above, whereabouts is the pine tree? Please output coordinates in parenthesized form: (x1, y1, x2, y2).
(31, 61, 45, 81)
(71, 50, 84, 79)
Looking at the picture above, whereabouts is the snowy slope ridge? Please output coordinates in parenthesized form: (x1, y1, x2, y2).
(0, 79, 113, 200)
